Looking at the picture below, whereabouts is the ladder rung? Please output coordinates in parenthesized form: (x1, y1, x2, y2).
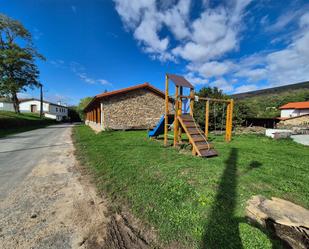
(197, 144, 213, 150)
(193, 137, 206, 142)
(187, 128, 200, 134)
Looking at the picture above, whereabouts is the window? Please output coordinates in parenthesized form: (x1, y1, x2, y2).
(56, 107, 58, 112)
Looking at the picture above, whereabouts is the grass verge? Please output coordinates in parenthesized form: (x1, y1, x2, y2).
(73, 125, 309, 249)
(0, 111, 56, 137)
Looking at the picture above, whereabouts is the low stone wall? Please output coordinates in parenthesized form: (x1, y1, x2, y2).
(102, 89, 172, 130)
(85, 120, 102, 133)
(278, 115, 309, 128)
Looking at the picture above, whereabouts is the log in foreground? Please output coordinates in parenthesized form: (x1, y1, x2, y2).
(246, 195, 309, 249)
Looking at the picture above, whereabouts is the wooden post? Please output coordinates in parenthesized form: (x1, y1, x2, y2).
(229, 99, 234, 141)
(205, 100, 209, 138)
(174, 86, 179, 147)
(178, 87, 183, 142)
(164, 74, 169, 146)
(225, 101, 230, 142)
(189, 88, 194, 116)
(192, 147, 196, 156)
(97, 106, 101, 124)
(225, 99, 234, 142)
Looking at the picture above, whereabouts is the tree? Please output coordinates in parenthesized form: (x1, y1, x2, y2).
(0, 14, 44, 113)
(194, 87, 229, 131)
(76, 96, 93, 120)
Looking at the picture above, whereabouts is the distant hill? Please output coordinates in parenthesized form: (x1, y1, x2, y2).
(231, 81, 309, 99)
(230, 81, 309, 118)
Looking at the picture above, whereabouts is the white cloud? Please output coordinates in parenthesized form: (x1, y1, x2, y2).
(134, 11, 169, 54)
(234, 67, 267, 81)
(210, 78, 234, 92)
(161, 0, 191, 39)
(17, 92, 33, 99)
(114, 0, 251, 62)
(70, 62, 112, 85)
(234, 84, 257, 93)
(50, 59, 65, 68)
(188, 60, 234, 78)
(172, 1, 249, 62)
(33, 28, 43, 40)
(300, 12, 309, 27)
(265, 9, 306, 32)
(184, 72, 208, 85)
(113, 0, 309, 93)
(113, 0, 155, 28)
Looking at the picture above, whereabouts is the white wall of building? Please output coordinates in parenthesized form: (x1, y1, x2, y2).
(20, 100, 49, 112)
(19, 100, 68, 121)
(281, 108, 309, 118)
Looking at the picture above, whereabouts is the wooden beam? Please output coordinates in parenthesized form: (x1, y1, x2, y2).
(164, 74, 169, 146)
(205, 100, 209, 138)
(198, 97, 231, 103)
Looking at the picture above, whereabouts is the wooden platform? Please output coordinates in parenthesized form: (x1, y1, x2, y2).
(178, 114, 218, 158)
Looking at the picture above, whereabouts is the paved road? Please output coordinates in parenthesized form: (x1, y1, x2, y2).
(0, 123, 74, 200)
(291, 134, 309, 146)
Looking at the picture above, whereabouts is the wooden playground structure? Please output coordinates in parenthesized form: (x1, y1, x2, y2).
(163, 74, 234, 158)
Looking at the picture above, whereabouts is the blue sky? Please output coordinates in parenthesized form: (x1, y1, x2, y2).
(1, 0, 309, 105)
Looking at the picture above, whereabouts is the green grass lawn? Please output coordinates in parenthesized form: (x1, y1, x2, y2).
(73, 125, 309, 249)
(0, 111, 56, 137)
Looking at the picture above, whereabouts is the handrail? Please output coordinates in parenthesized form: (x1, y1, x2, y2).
(177, 95, 232, 103)
(191, 116, 211, 151)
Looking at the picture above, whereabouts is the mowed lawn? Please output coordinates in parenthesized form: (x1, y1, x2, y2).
(73, 125, 309, 249)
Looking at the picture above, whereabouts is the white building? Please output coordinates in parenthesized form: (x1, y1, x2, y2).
(0, 98, 15, 112)
(19, 98, 68, 121)
(279, 101, 309, 118)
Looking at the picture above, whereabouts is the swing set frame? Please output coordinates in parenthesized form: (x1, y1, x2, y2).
(200, 97, 234, 142)
(163, 74, 234, 147)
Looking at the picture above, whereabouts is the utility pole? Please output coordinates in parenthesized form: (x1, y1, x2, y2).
(40, 84, 43, 118)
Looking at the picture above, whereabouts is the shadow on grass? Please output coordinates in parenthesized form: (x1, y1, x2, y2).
(202, 148, 282, 249)
(202, 148, 243, 249)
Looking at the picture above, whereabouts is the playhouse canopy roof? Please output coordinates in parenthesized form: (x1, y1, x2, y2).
(279, 101, 309, 110)
(167, 74, 194, 88)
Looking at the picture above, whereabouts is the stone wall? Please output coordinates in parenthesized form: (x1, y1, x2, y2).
(85, 120, 102, 133)
(101, 89, 172, 130)
(278, 115, 309, 127)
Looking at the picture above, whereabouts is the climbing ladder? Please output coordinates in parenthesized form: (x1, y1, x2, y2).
(178, 114, 218, 157)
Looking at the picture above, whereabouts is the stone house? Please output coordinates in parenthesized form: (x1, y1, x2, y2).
(279, 101, 309, 118)
(278, 101, 309, 127)
(84, 83, 172, 131)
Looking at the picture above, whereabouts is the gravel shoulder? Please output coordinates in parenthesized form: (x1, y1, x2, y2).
(0, 125, 109, 249)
